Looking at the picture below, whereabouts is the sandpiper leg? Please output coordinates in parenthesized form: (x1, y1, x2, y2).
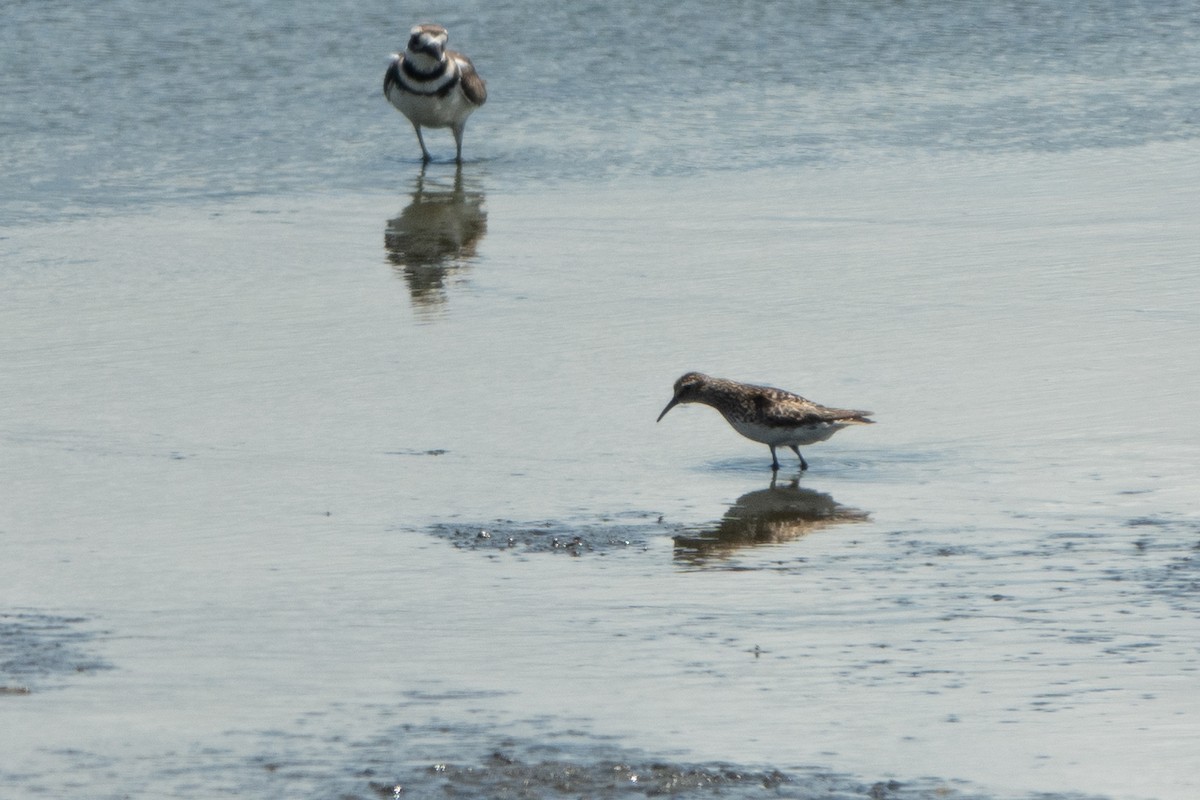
(769, 445, 780, 471)
(412, 123, 431, 162)
(789, 445, 809, 471)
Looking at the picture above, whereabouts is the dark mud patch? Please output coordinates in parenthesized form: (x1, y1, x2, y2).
(425, 513, 672, 556)
(379, 752, 902, 799)
(7, 710, 1111, 799)
(240, 723, 1105, 800)
(0, 611, 110, 693)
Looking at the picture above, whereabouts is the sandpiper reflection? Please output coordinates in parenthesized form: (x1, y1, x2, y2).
(673, 477, 868, 564)
(384, 164, 487, 313)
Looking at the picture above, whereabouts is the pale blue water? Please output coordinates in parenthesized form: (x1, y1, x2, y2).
(3, 0, 1199, 221)
(3, 2, 1200, 799)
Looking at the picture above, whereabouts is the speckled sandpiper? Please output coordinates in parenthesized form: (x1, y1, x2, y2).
(384, 24, 487, 163)
(656, 372, 874, 471)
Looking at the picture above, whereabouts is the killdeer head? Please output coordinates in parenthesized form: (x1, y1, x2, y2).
(406, 24, 449, 72)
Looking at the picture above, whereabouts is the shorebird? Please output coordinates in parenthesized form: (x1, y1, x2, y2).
(656, 372, 874, 471)
(384, 24, 487, 163)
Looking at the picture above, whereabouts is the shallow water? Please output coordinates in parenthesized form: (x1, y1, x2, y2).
(3, 1, 1200, 799)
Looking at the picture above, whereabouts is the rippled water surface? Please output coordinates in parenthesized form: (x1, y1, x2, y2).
(3, 1, 1199, 798)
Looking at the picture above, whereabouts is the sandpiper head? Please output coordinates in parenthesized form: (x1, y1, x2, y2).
(406, 23, 449, 64)
(657, 372, 712, 422)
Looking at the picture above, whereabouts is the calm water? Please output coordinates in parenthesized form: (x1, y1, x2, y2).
(3, 1, 1200, 799)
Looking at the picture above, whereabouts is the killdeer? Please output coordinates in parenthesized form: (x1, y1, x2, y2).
(657, 372, 874, 471)
(384, 24, 487, 163)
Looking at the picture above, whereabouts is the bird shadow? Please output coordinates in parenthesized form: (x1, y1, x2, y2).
(672, 475, 870, 566)
(383, 163, 487, 314)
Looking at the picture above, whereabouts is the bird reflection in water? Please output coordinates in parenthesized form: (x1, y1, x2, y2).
(384, 164, 487, 314)
(673, 477, 869, 565)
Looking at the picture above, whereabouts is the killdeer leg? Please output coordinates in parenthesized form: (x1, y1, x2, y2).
(412, 123, 431, 162)
(452, 123, 466, 164)
(789, 445, 809, 471)
(769, 445, 781, 471)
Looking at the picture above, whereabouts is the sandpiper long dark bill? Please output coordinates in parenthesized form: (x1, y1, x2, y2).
(657, 372, 874, 471)
(384, 24, 487, 163)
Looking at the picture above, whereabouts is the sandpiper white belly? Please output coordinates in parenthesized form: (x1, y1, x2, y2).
(727, 419, 846, 448)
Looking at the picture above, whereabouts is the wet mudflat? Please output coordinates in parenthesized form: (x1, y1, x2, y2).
(3, 152, 1199, 798)
(5, 1, 1200, 798)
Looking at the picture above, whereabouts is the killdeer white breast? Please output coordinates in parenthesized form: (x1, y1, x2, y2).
(384, 24, 487, 164)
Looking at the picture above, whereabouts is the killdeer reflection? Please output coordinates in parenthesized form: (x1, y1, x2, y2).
(384, 166, 487, 312)
(384, 24, 487, 163)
